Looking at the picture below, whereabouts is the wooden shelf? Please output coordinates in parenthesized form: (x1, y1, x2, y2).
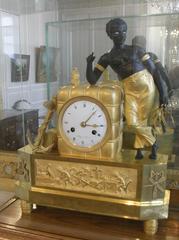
(0, 199, 178, 240)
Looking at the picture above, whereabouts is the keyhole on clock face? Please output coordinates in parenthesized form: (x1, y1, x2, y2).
(92, 130, 97, 135)
(71, 127, 75, 132)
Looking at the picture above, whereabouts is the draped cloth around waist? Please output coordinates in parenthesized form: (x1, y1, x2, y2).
(122, 69, 156, 148)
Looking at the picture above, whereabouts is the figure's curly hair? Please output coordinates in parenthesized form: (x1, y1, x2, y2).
(106, 18, 127, 37)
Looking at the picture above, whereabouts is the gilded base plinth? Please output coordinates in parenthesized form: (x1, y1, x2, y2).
(16, 146, 169, 234)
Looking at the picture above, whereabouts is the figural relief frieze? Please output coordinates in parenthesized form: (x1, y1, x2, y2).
(35, 159, 137, 199)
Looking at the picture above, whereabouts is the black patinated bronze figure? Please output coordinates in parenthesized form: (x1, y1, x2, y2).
(86, 18, 168, 160)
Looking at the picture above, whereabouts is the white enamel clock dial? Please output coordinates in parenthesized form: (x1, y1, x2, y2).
(60, 97, 110, 150)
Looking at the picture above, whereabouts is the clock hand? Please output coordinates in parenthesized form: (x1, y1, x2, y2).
(84, 110, 97, 124)
(85, 124, 102, 128)
(81, 111, 97, 127)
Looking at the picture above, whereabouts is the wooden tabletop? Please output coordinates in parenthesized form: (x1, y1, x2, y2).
(0, 199, 178, 240)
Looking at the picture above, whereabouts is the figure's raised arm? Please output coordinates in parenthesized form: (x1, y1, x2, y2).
(86, 52, 109, 85)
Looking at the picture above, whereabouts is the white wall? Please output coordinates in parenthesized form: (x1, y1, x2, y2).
(0, 0, 174, 116)
(58, 2, 168, 84)
(0, 11, 20, 110)
(0, 0, 59, 15)
(58, 1, 175, 85)
(0, 10, 59, 117)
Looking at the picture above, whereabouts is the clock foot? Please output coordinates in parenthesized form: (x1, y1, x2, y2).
(20, 200, 32, 214)
(144, 219, 158, 235)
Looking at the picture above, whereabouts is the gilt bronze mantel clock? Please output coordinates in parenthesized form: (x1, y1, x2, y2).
(56, 68, 123, 160)
(16, 68, 170, 236)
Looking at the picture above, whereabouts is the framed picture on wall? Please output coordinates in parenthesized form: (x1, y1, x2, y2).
(11, 54, 30, 82)
(36, 46, 59, 83)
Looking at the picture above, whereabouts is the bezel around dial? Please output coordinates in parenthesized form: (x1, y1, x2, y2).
(58, 96, 111, 152)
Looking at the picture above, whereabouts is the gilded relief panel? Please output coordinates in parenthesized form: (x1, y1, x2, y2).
(34, 159, 137, 199)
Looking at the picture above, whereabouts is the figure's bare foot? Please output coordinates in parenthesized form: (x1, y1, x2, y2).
(135, 149, 144, 160)
(149, 142, 158, 160)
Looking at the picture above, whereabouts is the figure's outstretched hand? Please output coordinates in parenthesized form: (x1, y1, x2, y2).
(86, 52, 95, 64)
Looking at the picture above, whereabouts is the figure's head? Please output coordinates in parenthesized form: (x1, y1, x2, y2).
(106, 18, 127, 45)
(132, 35, 146, 49)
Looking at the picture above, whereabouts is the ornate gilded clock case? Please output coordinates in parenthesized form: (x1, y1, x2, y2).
(16, 68, 170, 236)
(56, 75, 123, 160)
(16, 6, 179, 235)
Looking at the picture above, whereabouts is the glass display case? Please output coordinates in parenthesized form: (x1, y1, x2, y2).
(0, 0, 60, 193)
(0, 0, 179, 207)
(45, 0, 179, 199)
(46, 13, 179, 93)
(0, 0, 178, 151)
(0, 0, 59, 151)
(0, 1, 178, 237)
